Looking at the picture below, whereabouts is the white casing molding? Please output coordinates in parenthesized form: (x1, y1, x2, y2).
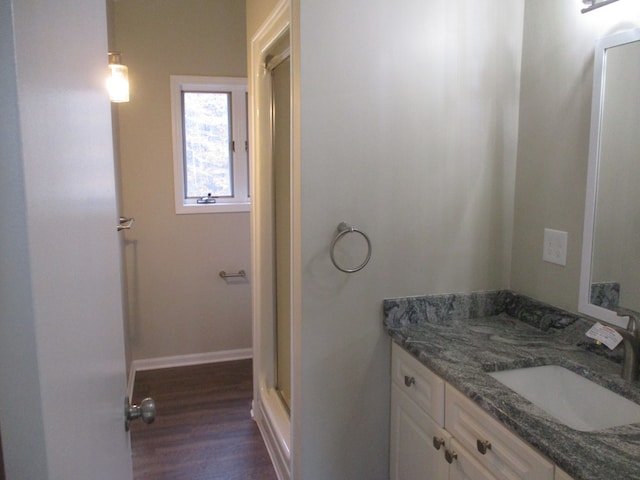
(578, 28, 640, 329)
(249, 0, 293, 479)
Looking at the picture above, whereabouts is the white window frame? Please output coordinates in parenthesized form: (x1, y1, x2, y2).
(170, 75, 249, 214)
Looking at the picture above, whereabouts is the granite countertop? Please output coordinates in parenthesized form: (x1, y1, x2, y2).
(383, 290, 640, 480)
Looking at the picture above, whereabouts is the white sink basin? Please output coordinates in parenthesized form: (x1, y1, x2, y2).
(489, 365, 640, 431)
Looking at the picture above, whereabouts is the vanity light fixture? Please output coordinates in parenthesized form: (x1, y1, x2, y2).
(107, 52, 130, 103)
(582, 0, 621, 14)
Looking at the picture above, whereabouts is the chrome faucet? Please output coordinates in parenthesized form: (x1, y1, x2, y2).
(611, 309, 640, 382)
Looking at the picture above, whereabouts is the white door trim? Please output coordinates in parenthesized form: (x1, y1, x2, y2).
(249, 1, 294, 479)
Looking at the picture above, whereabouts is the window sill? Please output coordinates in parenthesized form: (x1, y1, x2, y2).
(175, 202, 251, 215)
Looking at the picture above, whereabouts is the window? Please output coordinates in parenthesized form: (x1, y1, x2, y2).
(171, 76, 249, 214)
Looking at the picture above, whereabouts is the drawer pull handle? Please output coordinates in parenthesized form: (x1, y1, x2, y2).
(477, 439, 492, 455)
(432, 436, 445, 450)
(404, 376, 415, 387)
(444, 448, 458, 464)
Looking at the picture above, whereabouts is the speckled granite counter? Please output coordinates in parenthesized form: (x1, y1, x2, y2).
(383, 290, 640, 480)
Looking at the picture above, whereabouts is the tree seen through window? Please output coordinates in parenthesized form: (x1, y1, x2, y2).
(183, 91, 232, 198)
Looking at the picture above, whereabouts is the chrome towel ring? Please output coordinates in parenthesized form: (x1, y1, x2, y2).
(330, 222, 372, 273)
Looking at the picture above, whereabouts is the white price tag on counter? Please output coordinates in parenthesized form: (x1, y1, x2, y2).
(585, 322, 623, 350)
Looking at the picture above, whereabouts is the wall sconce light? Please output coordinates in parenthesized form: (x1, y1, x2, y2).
(107, 52, 129, 103)
(582, 0, 621, 13)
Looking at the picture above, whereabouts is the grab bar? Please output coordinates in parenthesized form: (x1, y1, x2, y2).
(219, 270, 246, 279)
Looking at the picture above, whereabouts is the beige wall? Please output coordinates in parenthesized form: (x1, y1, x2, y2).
(511, 0, 640, 312)
(295, 0, 524, 478)
(246, 0, 280, 42)
(113, 0, 251, 362)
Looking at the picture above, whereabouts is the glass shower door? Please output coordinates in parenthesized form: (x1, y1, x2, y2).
(272, 54, 291, 411)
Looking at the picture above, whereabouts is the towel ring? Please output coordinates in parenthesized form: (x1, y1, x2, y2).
(330, 222, 372, 273)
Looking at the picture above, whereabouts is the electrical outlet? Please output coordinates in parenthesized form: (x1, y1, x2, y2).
(543, 228, 568, 266)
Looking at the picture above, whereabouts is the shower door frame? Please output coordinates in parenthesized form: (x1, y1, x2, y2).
(249, 1, 299, 479)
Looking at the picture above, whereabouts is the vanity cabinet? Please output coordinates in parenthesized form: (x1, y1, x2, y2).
(390, 342, 556, 480)
(391, 343, 498, 480)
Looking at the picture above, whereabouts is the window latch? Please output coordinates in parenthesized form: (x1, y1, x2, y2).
(197, 193, 217, 204)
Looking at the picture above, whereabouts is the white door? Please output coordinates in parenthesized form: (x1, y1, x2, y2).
(0, 1, 134, 478)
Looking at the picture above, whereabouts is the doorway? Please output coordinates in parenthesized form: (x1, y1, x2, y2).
(107, 0, 261, 476)
(108, 0, 253, 379)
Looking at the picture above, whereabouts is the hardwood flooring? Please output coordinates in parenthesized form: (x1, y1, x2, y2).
(130, 359, 277, 480)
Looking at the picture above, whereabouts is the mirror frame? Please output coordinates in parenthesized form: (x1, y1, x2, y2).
(579, 27, 640, 328)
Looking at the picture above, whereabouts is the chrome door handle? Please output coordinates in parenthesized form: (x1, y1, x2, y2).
(125, 396, 156, 431)
(117, 217, 135, 232)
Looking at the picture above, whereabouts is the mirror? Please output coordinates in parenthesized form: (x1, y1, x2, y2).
(580, 28, 640, 328)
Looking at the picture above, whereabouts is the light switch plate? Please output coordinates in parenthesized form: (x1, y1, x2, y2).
(543, 228, 568, 266)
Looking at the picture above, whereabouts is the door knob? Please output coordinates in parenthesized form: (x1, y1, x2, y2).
(125, 396, 156, 431)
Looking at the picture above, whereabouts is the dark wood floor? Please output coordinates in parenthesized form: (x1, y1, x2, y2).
(131, 359, 278, 480)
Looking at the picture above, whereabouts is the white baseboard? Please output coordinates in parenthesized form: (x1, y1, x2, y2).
(127, 348, 253, 399)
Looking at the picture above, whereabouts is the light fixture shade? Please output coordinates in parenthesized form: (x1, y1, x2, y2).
(107, 52, 130, 103)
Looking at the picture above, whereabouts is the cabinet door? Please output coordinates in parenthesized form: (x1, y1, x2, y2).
(445, 385, 553, 480)
(447, 439, 498, 480)
(391, 383, 450, 480)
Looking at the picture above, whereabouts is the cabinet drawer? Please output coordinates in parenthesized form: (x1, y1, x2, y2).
(391, 342, 445, 425)
(445, 385, 553, 480)
(448, 438, 498, 480)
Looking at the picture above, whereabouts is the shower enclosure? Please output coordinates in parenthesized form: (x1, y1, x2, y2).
(249, 1, 294, 478)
